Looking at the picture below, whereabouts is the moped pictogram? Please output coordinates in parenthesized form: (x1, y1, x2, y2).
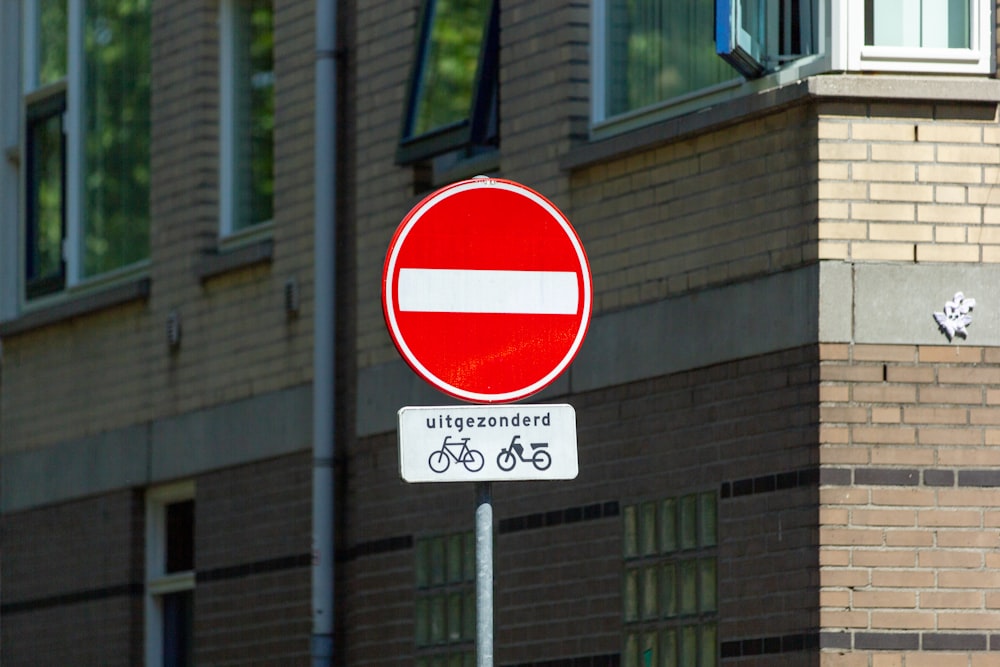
(496, 435, 551, 472)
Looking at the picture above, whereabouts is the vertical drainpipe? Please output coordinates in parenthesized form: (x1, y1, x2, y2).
(312, 0, 337, 663)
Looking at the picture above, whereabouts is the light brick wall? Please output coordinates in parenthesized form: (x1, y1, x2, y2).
(0, 0, 316, 453)
(569, 107, 819, 315)
(819, 343, 1000, 661)
(817, 102, 1000, 263)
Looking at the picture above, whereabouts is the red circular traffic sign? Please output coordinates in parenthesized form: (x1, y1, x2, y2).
(382, 178, 592, 403)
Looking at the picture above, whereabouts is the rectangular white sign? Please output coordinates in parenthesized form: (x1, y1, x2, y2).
(398, 404, 578, 482)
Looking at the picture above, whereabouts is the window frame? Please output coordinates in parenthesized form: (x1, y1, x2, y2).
(841, 0, 994, 73)
(219, 0, 275, 240)
(145, 481, 196, 667)
(396, 0, 499, 166)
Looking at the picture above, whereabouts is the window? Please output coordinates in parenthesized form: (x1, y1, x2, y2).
(595, 0, 737, 122)
(20, 0, 150, 300)
(594, 0, 993, 132)
(220, 0, 274, 236)
(414, 531, 476, 667)
(146, 482, 196, 667)
(397, 0, 499, 165)
(845, 0, 993, 73)
(622, 492, 718, 667)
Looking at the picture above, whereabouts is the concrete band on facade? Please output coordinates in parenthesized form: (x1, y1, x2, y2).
(8, 260, 998, 512)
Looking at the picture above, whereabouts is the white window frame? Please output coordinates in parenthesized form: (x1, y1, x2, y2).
(840, 0, 994, 73)
(0, 2, 21, 321)
(219, 0, 274, 241)
(145, 481, 196, 667)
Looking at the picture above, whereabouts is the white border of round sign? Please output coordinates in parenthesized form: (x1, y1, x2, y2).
(383, 178, 593, 404)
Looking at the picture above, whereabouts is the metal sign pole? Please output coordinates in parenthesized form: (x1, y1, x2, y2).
(475, 481, 494, 667)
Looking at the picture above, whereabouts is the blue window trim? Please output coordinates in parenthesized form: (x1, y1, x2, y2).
(715, 0, 766, 78)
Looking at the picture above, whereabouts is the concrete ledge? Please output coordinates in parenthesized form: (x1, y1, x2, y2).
(1, 383, 311, 512)
(0, 277, 151, 338)
(561, 74, 1000, 170)
(196, 239, 274, 283)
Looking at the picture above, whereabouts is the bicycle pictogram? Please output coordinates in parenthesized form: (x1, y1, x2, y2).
(428, 436, 485, 474)
(496, 435, 551, 472)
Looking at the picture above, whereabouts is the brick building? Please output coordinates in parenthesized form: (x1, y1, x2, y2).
(2, 0, 1000, 665)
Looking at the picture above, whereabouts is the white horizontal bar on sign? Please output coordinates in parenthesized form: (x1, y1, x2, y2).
(398, 268, 579, 314)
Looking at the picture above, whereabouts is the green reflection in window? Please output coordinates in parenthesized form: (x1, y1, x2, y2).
(660, 498, 677, 553)
(624, 633, 639, 667)
(604, 0, 733, 117)
(82, 0, 150, 277)
(26, 103, 64, 293)
(448, 592, 462, 642)
(624, 567, 639, 622)
(231, 0, 274, 230)
(447, 533, 464, 583)
(660, 562, 677, 619)
(463, 532, 476, 582)
(415, 539, 430, 588)
(37, 0, 68, 86)
(679, 495, 698, 550)
(641, 631, 657, 667)
(660, 628, 677, 667)
(641, 566, 658, 620)
(680, 625, 698, 666)
(699, 558, 717, 613)
(463, 589, 475, 640)
(430, 536, 446, 586)
(624, 504, 638, 558)
(410, 0, 490, 137)
(701, 623, 718, 667)
(415, 597, 429, 646)
(430, 594, 446, 644)
(640, 501, 658, 555)
(678, 560, 697, 615)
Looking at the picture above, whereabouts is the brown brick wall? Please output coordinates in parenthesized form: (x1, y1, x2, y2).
(819, 343, 1000, 662)
(0, 452, 312, 666)
(195, 452, 312, 664)
(343, 348, 820, 664)
(0, 491, 144, 666)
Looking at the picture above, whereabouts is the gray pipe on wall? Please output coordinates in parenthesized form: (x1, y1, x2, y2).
(312, 0, 337, 663)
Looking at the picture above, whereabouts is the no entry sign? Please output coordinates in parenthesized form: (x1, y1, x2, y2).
(382, 178, 592, 403)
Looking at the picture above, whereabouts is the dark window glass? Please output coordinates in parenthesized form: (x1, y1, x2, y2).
(162, 589, 193, 667)
(165, 499, 194, 573)
(25, 92, 67, 298)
